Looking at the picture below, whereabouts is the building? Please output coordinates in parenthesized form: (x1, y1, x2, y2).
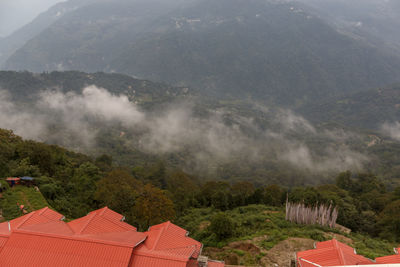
(375, 247, 400, 264)
(0, 207, 224, 267)
(5, 177, 20, 187)
(297, 240, 400, 266)
(296, 239, 373, 266)
(20, 176, 35, 186)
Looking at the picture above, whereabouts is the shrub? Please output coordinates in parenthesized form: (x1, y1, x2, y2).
(210, 212, 235, 240)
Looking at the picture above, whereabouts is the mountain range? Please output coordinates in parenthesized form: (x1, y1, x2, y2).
(2, 0, 400, 106)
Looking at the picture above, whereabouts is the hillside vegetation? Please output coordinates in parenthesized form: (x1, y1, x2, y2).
(176, 205, 397, 265)
(1, 128, 400, 265)
(0, 183, 50, 220)
(1, 128, 400, 236)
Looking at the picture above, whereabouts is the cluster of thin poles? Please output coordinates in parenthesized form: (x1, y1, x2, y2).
(285, 199, 338, 228)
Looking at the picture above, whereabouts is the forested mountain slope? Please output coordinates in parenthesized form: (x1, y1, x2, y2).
(298, 84, 400, 131)
(110, 0, 400, 105)
(3, 0, 400, 105)
(0, 0, 96, 67)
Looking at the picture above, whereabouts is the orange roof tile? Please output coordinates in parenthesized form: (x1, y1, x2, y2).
(376, 249, 400, 264)
(68, 207, 135, 235)
(207, 260, 226, 267)
(129, 254, 188, 267)
(0, 207, 146, 267)
(0, 207, 223, 267)
(297, 239, 373, 266)
(6, 177, 20, 181)
(130, 221, 203, 267)
(0, 232, 135, 267)
(19, 220, 75, 235)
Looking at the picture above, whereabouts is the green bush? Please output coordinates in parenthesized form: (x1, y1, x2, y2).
(210, 212, 235, 240)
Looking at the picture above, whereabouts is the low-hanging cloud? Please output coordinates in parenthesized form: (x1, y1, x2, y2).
(0, 90, 48, 141)
(0, 85, 369, 173)
(381, 122, 400, 141)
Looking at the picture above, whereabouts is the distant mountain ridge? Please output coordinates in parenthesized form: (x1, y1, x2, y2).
(3, 0, 400, 106)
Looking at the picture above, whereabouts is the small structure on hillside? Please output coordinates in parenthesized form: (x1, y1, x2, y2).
(6, 177, 20, 187)
(20, 176, 35, 186)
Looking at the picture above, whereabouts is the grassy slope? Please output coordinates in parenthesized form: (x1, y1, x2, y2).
(0, 182, 50, 220)
(175, 205, 398, 265)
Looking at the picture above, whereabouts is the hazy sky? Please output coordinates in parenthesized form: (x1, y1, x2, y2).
(0, 0, 65, 37)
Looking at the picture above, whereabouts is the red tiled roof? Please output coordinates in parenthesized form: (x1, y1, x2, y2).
(0, 207, 64, 235)
(297, 239, 373, 266)
(0, 231, 134, 267)
(207, 260, 226, 267)
(6, 177, 20, 181)
(0, 236, 8, 249)
(376, 254, 400, 263)
(67, 207, 136, 234)
(375, 248, 400, 264)
(0, 207, 146, 267)
(129, 254, 189, 267)
(130, 221, 203, 267)
(20, 220, 75, 235)
(0, 207, 224, 267)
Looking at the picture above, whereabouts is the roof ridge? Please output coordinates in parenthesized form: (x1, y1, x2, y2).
(151, 223, 166, 251)
(15, 211, 36, 229)
(98, 207, 108, 216)
(333, 239, 346, 265)
(62, 220, 76, 234)
(159, 244, 199, 257)
(97, 212, 134, 231)
(160, 244, 197, 251)
(38, 207, 49, 215)
(133, 250, 191, 262)
(76, 212, 97, 234)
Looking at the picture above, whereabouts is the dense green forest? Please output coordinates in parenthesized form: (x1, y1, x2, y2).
(1, 128, 399, 248)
